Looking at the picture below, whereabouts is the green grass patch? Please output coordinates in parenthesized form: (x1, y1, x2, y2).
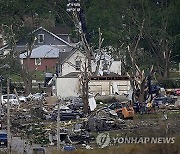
(32, 71, 45, 81)
(10, 74, 23, 82)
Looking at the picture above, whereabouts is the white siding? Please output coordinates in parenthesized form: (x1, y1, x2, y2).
(61, 50, 86, 76)
(110, 61, 122, 75)
(56, 77, 80, 97)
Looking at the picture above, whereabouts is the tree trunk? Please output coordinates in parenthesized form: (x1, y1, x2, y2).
(87, 50, 92, 73)
(94, 57, 101, 76)
(82, 81, 89, 114)
(23, 77, 32, 95)
(138, 82, 146, 104)
(163, 58, 170, 79)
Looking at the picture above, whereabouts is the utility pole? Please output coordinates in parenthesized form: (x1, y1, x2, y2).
(7, 77, 11, 154)
(0, 78, 2, 117)
(0, 79, 2, 130)
(57, 98, 61, 152)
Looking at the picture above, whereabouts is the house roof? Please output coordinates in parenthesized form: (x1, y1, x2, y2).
(19, 45, 77, 61)
(91, 73, 129, 80)
(59, 72, 130, 80)
(31, 27, 72, 47)
(0, 26, 74, 52)
(59, 51, 74, 64)
(59, 72, 81, 78)
(59, 48, 79, 65)
(48, 27, 71, 35)
(20, 45, 70, 59)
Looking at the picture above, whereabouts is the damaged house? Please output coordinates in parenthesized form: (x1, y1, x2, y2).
(55, 51, 130, 98)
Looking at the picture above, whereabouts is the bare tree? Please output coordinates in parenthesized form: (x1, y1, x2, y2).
(17, 37, 36, 95)
(78, 60, 91, 114)
(147, 27, 172, 79)
(94, 28, 104, 75)
(125, 19, 155, 105)
(71, 11, 92, 74)
(67, 4, 106, 114)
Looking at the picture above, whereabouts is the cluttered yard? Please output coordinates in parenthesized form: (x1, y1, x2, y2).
(0, 93, 179, 154)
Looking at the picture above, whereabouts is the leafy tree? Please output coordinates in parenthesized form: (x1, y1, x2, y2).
(0, 0, 56, 94)
(83, 0, 179, 79)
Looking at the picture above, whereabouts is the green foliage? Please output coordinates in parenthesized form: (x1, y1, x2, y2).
(0, 0, 179, 80)
(0, 0, 56, 41)
(0, 55, 21, 78)
(84, 0, 180, 68)
(159, 79, 180, 88)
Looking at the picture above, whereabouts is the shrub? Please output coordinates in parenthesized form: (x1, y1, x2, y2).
(159, 79, 180, 89)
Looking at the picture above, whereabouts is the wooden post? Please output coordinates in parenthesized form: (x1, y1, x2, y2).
(0, 82, 2, 117)
(7, 78, 11, 154)
(57, 98, 60, 152)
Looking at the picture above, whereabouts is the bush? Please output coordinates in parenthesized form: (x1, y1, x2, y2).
(159, 79, 180, 89)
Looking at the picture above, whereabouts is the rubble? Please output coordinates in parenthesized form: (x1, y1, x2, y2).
(0, 93, 179, 153)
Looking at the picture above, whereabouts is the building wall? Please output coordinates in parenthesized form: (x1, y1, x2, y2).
(89, 80, 130, 95)
(61, 50, 86, 76)
(57, 35, 70, 43)
(56, 77, 130, 98)
(22, 58, 58, 71)
(56, 77, 80, 97)
(109, 61, 122, 75)
(33, 29, 68, 46)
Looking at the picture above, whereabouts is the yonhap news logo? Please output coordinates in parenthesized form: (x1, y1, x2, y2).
(96, 133, 175, 148)
(96, 133, 110, 148)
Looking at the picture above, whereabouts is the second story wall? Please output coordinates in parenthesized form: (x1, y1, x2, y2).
(61, 50, 86, 76)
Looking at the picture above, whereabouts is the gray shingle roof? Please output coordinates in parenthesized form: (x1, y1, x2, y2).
(19, 45, 73, 59)
(20, 45, 59, 58)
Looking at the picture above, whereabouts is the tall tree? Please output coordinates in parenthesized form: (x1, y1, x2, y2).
(0, 0, 56, 94)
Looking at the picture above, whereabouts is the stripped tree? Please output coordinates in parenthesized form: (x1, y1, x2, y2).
(67, 1, 105, 114)
(126, 19, 154, 105)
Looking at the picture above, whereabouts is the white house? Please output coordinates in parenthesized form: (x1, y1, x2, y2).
(55, 50, 129, 98)
(59, 49, 86, 76)
(59, 51, 122, 77)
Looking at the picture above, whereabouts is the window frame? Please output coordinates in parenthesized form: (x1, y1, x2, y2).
(75, 60, 81, 71)
(35, 58, 42, 66)
(38, 34, 45, 43)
